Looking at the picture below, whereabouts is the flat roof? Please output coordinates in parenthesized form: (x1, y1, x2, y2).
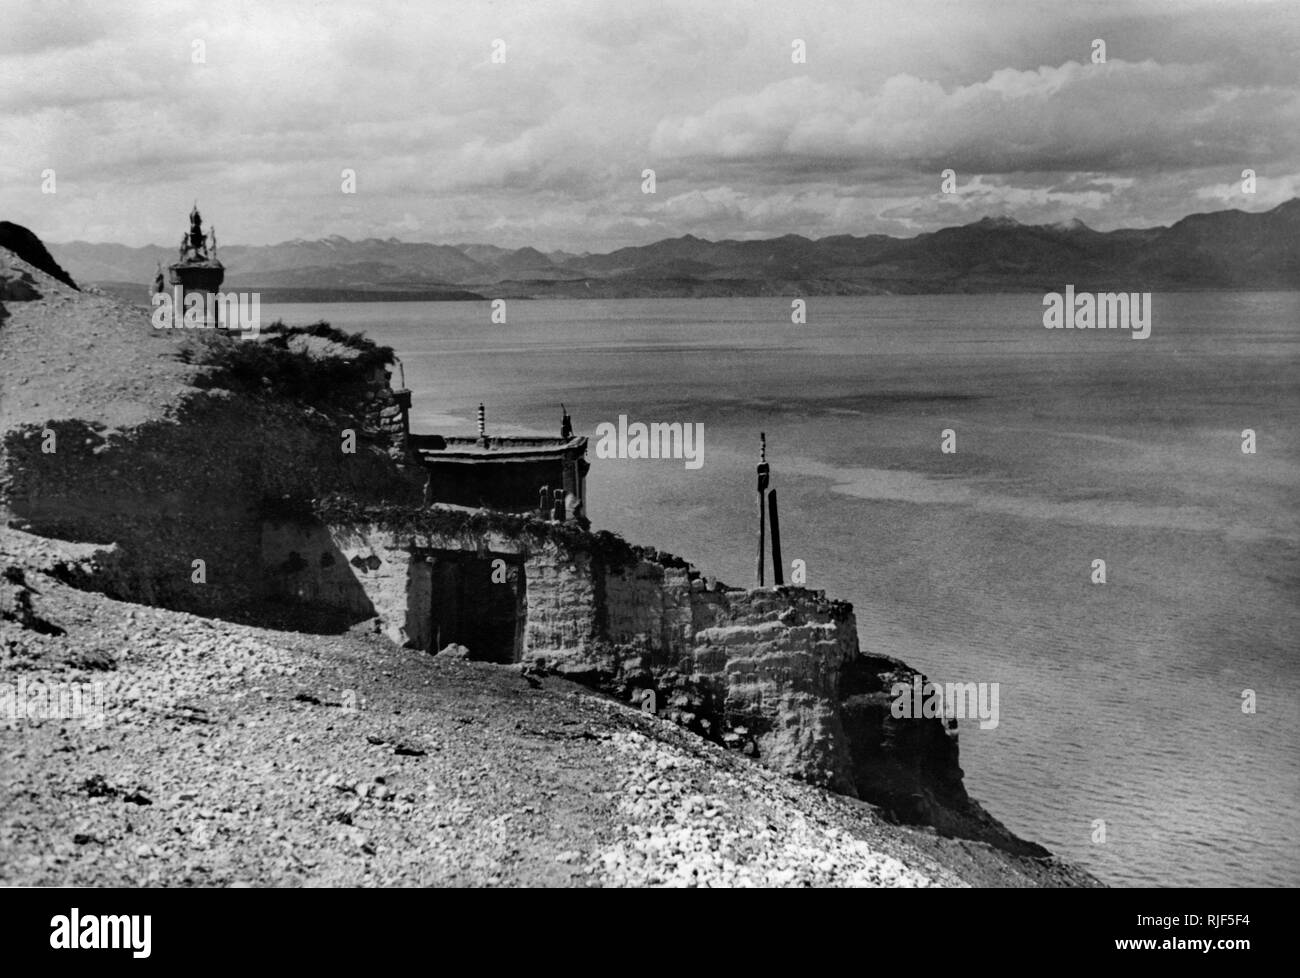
(411, 433, 587, 463)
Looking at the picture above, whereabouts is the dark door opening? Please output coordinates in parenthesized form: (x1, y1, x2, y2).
(407, 551, 525, 663)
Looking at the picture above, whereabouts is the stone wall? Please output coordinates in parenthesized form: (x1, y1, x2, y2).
(255, 506, 1039, 851)
(363, 379, 410, 461)
(261, 511, 867, 799)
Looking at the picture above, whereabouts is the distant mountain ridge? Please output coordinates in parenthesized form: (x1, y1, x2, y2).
(51, 199, 1300, 299)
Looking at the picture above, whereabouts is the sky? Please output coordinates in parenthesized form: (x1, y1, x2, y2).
(2, 0, 1298, 250)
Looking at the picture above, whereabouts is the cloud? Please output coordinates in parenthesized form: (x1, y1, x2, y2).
(1194, 170, 1300, 207)
(0, 0, 1296, 249)
(651, 60, 1300, 174)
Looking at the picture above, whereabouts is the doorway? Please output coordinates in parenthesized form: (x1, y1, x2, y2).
(406, 551, 525, 663)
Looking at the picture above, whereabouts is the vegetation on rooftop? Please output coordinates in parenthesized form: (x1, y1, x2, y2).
(263, 494, 662, 569)
(261, 320, 395, 366)
(178, 319, 395, 406)
(256, 495, 858, 613)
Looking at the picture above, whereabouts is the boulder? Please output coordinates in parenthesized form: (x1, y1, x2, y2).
(0, 270, 42, 301)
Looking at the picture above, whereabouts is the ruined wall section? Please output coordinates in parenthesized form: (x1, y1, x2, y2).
(358, 370, 410, 461)
(692, 589, 860, 795)
(599, 556, 712, 663)
(519, 545, 601, 664)
(1, 387, 421, 614)
(262, 516, 604, 657)
(259, 509, 860, 793)
(257, 506, 1036, 850)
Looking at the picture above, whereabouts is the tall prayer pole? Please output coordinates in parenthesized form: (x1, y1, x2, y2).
(769, 488, 784, 586)
(756, 432, 769, 586)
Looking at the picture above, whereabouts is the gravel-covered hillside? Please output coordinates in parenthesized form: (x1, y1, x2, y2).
(1, 527, 1095, 887)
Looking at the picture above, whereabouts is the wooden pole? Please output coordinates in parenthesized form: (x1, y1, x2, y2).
(756, 432, 769, 587)
(768, 489, 784, 585)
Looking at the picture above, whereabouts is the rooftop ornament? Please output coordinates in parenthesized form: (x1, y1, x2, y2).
(179, 203, 214, 263)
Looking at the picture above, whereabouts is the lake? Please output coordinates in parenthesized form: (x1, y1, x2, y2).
(263, 293, 1300, 887)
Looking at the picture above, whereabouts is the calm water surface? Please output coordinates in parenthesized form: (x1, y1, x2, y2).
(264, 294, 1300, 887)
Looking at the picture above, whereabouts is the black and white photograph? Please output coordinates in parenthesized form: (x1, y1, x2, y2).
(0, 0, 1295, 946)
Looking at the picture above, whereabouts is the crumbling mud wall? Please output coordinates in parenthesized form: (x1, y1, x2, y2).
(1, 389, 421, 615)
(260, 510, 857, 790)
(259, 505, 1033, 851)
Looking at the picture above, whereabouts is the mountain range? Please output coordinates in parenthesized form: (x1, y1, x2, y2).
(51, 199, 1300, 301)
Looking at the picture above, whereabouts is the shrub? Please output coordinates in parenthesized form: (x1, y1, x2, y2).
(181, 319, 394, 407)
